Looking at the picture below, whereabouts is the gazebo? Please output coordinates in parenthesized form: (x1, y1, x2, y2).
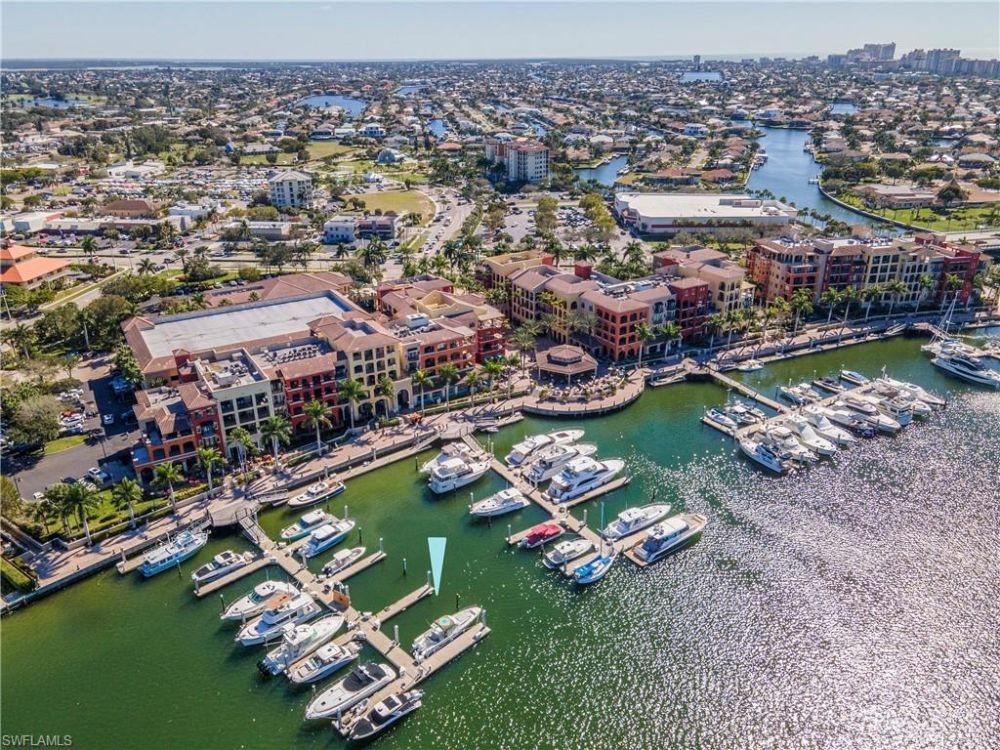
(536, 344, 598, 385)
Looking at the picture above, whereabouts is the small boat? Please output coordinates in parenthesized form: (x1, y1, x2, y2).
(870, 381, 933, 417)
(221, 581, 299, 622)
(257, 614, 344, 676)
(428, 457, 491, 494)
(543, 538, 594, 569)
(801, 406, 856, 446)
(287, 480, 345, 509)
(504, 429, 584, 467)
(524, 443, 599, 483)
(839, 369, 869, 386)
(236, 592, 321, 646)
(322, 546, 366, 577)
(518, 522, 564, 549)
(781, 415, 838, 457)
(573, 549, 617, 584)
(736, 399, 767, 421)
(287, 641, 362, 685)
(736, 359, 763, 372)
(348, 690, 424, 741)
(634, 513, 707, 564)
(546, 457, 626, 503)
(412, 607, 482, 662)
(419, 442, 478, 475)
(469, 488, 530, 518)
(138, 530, 209, 577)
(601, 503, 671, 540)
(280, 510, 334, 542)
(304, 663, 397, 720)
(812, 375, 845, 393)
(761, 425, 818, 464)
(739, 438, 789, 474)
(300, 520, 356, 559)
(704, 408, 739, 431)
(722, 401, 761, 426)
(191, 549, 254, 585)
(930, 353, 1000, 389)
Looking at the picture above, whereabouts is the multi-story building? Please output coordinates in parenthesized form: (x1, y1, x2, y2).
(483, 137, 550, 183)
(476, 250, 554, 314)
(614, 193, 797, 237)
(745, 238, 822, 303)
(269, 170, 314, 208)
(652, 246, 747, 316)
(0, 243, 71, 289)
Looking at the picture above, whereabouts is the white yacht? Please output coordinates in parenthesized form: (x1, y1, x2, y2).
(287, 641, 362, 685)
(412, 607, 482, 662)
(739, 437, 789, 474)
(304, 663, 397, 720)
(877, 376, 946, 408)
(322, 546, 366, 577)
(258, 614, 344, 675)
(236, 591, 321, 646)
(704, 408, 739, 431)
(428, 457, 491, 494)
(546, 457, 626, 503)
(634, 513, 707, 564)
(865, 393, 913, 427)
(287, 480, 345, 509)
(543, 538, 594, 569)
(761, 424, 819, 463)
(931, 353, 1000, 389)
(280, 510, 334, 542)
(781, 415, 838, 456)
(524, 443, 598, 483)
(601, 503, 671, 540)
(778, 382, 820, 405)
(801, 406, 856, 447)
(300, 519, 356, 559)
(826, 405, 878, 438)
(870, 381, 933, 418)
(504, 429, 584, 466)
(723, 401, 763, 425)
(138, 530, 209, 577)
(191, 550, 254, 585)
(839, 369, 869, 386)
(419, 442, 478, 475)
(221, 581, 298, 622)
(736, 359, 763, 372)
(468, 487, 530, 518)
(348, 690, 424, 742)
(837, 395, 900, 434)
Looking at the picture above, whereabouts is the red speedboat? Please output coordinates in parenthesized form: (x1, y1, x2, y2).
(518, 523, 564, 549)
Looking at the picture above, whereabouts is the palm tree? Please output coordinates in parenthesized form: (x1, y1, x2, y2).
(27, 499, 55, 536)
(465, 370, 483, 402)
(302, 399, 333, 451)
(153, 462, 183, 512)
(635, 321, 655, 368)
(438, 363, 460, 411)
(80, 235, 98, 261)
(228, 426, 255, 476)
(64, 482, 99, 546)
(376, 375, 396, 416)
(3, 323, 36, 359)
(861, 284, 884, 321)
(916, 273, 935, 313)
(789, 289, 813, 333)
(196, 447, 224, 494)
(704, 314, 725, 352)
(820, 288, 841, 324)
(657, 322, 682, 354)
(482, 358, 504, 391)
(136, 258, 156, 275)
(411, 368, 432, 410)
(337, 378, 366, 431)
(44, 483, 72, 532)
(112, 478, 143, 529)
(885, 280, 908, 318)
(259, 415, 291, 464)
(510, 326, 538, 371)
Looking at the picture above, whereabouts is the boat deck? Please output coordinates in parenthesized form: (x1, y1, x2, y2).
(324, 551, 387, 586)
(194, 556, 274, 597)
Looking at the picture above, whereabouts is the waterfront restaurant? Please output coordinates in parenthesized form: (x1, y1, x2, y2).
(536, 345, 598, 385)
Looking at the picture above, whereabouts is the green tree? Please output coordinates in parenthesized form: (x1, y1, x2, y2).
(657, 322, 682, 354)
(510, 325, 538, 370)
(64, 482, 99, 546)
(154, 462, 184, 513)
(635, 321, 655, 368)
(337, 378, 367, 431)
(260, 415, 291, 464)
(438, 363, 460, 411)
(79, 235, 98, 261)
(112, 477, 143, 529)
(302, 399, 332, 451)
(228, 426, 255, 476)
(0, 476, 23, 523)
(917, 273, 936, 312)
(411, 368, 433, 410)
(376, 375, 396, 416)
(789, 289, 814, 333)
(196, 447, 224, 494)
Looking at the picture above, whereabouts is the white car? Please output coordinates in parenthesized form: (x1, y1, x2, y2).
(102, 414, 115, 425)
(87, 468, 111, 485)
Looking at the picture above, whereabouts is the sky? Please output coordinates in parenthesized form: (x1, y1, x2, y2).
(2, 1, 998, 62)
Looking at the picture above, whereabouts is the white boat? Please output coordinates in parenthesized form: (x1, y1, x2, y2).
(761, 425, 818, 464)
(427, 457, 491, 494)
(865, 393, 913, 427)
(258, 614, 344, 675)
(813, 375, 845, 393)
(236, 591, 321, 646)
(781, 415, 838, 456)
(573, 549, 617, 584)
(839, 369, 869, 386)
(542, 538, 594, 569)
(601, 503, 671, 540)
(723, 401, 762, 425)
(191, 549, 254, 585)
(280, 510, 334, 541)
(468, 488, 530, 518)
(322, 546, 366, 576)
(739, 437, 789, 474)
(504, 429, 584, 466)
(348, 690, 424, 741)
(931, 353, 1000, 389)
(287, 480, 346, 509)
(704, 408, 738, 431)
(736, 359, 763, 372)
(419, 442, 478, 475)
(304, 662, 397, 720)
(524, 443, 598, 483)
(221, 581, 299, 622)
(801, 406, 856, 447)
(138, 530, 209, 577)
(634, 513, 707, 564)
(837, 395, 900, 434)
(921, 337, 978, 358)
(877, 377, 945, 408)
(547, 457, 626, 503)
(870, 381, 933, 417)
(412, 607, 482, 662)
(826, 406, 878, 438)
(287, 641, 362, 685)
(300, 520, 356, 559)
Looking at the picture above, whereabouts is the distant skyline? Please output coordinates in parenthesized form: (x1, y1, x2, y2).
(2, 2, 998, 62)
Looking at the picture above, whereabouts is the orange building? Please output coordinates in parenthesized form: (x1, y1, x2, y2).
(0, 244, 71, 289)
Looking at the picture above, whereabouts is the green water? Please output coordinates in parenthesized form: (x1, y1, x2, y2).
(4, 337, 999, 750)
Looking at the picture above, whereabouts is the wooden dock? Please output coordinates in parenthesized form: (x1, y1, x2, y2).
(323, 550, 386, 585)
(193, 555, 275, 597)
(703, 368, 788, 413)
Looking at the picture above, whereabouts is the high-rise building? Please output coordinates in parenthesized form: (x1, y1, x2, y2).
(484, 138, 550, 183)
(268, 170, 314, 208)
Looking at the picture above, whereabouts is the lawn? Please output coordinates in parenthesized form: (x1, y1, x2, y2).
(834, 193, 1000, 231)
(353, 190, 435, 223)
(307, 142, 356, 160)
(240, 153, 297, 166)
(43, 434, 87, 455)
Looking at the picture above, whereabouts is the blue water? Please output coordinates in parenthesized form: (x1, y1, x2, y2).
(531, 121, 547, 137)
(396, 85, 424, 97)
(427, 119, 448, 137)
(680, 71, 723, 83)
(11, 97, 90, 109)
(297, 94, 366, 118)
(575, 154, 629, 187)
(830, 102, 858, 115)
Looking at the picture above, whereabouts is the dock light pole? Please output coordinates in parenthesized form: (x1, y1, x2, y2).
(455, 592, 460, 610)
(600, 502, 605, 530)
(402, 557, 407, 576)
(426, 570, 432, 589)
(358, 527, 363, 545)
(582, 509, 588, 527)
(218, 593, 226, 613)
(344, 505, 349, 521)
(393, 624, 399, 646)
(378, 537, 383, 554)
(507, 524, 512, 543)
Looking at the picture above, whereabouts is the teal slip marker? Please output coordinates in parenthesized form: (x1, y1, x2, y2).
(428, 537, 446, 594)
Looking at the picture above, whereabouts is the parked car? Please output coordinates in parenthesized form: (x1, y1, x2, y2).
(102, 414, 115, 425)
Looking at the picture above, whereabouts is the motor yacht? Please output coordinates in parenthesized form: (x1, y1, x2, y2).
(865, 394, 913, 427)
(601, 503, 671, 540)
(812, 375, 845, 393)
(304, 663, 397, 720)
(870, 381, 932, 418)
(348, 690, 423, 742)
(800, 406, 856, 447)
(138, 530, 209, 577)
(634, 513, 707, 564)
(573, 549, 617, 584)
(280, 510, 334, 542)
(739, 437, 789, 474)
(412, 607, 482, 662)
(837, 396, 900, 434)
(518, 522, 564, 549)
(524, 443, 598, 483)
(931, 353, 1000, 389)
(300, 520, 356, 559)
(191, 550, 254, 585)
(504, 429, 584, 467)
(428, 457, 491, 494)
(839, 369, 869, 386)
(221, 581, 299, 622)
(419, 442, 478, 475)
(287, 641, 362, 685)
(778, 382, 821, 405)
(722, 401, 760, 426)
(543, 538, 594, 569)
(781, 415, 838, 456)
(760, 425, 819, 463)
(258, 614, 344, 676)
(704, 408, 739, 431)
(287, 480, 346, 509)
(468, 488, 530, 518)
(736, 359, 763, 372)
(322, 546, 366, 577)
(236, 592, 321, 646)
(546, 457, 626, 503)
(826, 406, 878, 438)
(876, 377, 945, 408)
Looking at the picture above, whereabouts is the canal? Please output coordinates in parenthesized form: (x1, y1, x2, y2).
(574, 154, 629, 187)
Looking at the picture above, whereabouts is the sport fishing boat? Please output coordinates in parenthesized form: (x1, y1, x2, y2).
(524, 442, 598, 483)
(257, 614, 344, 676)
(322, 546, 366, 577)
(468, 487, 530, 518)
(573, 549, 617, 585)
(287, 479, 346, 509)
(546, 457, 626, 503)
(412, 607, 482, 661)
(419, 442, 478, 475)
(812, 375, 845, 393)
(190, 549, 254, 585)
(348, 690, 424, 742)
(236, 591, 321, 646)
(304, 663, 397, 720)
(504, 429, 584, 467)
(543, 537, 595, 569)
(428, 457, 491, 494)
(601, 503, 672, 540)
(300, 519, 356, 559)
(739, 437, 790, 474)
(286, 641, 362, 685)
(280, 510, 334, 542)
(518, 522, 564, 549)
(704, 408, 739, 431)
(839, 369, 869, 386)
(634, 513, 708, 564)
(801, 406, 857, 446)
(931, 353, 1000, 389)
(826, 405, 878, 438)
(760, 425, 819, 464)
(876, 376, 946, 408)
(837, 395, 900, 434)
(781, 415, 838, 457)
(221, 581, 298, 622)
(138, 530, 209, 577)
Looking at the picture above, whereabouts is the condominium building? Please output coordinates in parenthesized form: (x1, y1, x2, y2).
(652, 246, 748, 316)
(484, 137, 550, 183)
(269, 170, 314, 208)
